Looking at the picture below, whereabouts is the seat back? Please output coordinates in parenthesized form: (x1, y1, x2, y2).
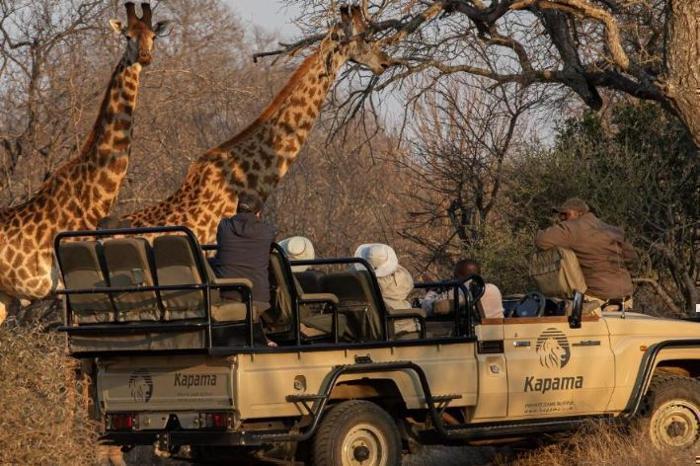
(153, 235, 207, 320)
(295, 270, 324, 293)
(58, 241, 114, 323)
(268, 251, 295, 329)
(102, 238, 160, 321)
(320, 271, 383, 341)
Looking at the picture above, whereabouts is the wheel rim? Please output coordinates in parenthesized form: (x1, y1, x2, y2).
(341, 422, 389, 466)
(650, 399, 700, 448)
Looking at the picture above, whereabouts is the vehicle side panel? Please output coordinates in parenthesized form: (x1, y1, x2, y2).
(605, 314, 700, 412)
(235, 342, 477, 419)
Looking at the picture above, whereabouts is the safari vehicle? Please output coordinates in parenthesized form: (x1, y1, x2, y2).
(56, 226, 700, 465)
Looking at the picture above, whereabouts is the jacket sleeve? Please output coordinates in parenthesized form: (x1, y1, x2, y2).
(619, 239, 637, 265)
(534, 222, 573, 250)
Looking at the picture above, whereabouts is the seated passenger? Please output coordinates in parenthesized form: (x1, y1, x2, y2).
(211, 192, 277, 345)
(422, 259, 504, 318)
(480, 283, 505, 319)
(280, 236, 315, 272)
(353, 243, 414, 310)
(535, 197, 636, 312)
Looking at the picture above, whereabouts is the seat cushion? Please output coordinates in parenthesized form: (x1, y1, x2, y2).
(210, 300, 249, 322)
(302, 313, 348, 338)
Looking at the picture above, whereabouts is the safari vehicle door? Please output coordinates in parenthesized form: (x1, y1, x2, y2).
(503, 314, 614, 418)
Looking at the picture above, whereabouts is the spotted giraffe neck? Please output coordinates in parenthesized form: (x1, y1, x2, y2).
(126, 43, 348, 242)
(0, 57, 143, 302)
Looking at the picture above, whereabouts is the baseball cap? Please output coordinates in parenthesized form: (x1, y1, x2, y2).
(552, 197, 589, 214)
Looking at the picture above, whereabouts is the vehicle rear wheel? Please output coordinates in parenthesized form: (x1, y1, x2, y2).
(639, 375, 700, 449)
(312, 400, 402, 466)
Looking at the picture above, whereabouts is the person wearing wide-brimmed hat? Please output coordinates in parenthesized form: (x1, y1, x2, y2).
(353, 244, 417, 310)
(354, 243, 422, 336)
(280, 236, 315, 272)
(535, 197, 636, 310)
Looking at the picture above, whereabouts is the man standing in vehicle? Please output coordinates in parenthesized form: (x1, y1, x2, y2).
(212, 192, 276, 343)
(535, 198, 636, 310)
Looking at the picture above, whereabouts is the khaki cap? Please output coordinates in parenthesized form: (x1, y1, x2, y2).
(553, 197, 589, 214)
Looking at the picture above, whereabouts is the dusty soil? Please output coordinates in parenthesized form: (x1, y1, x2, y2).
(126, 444, 512, 465)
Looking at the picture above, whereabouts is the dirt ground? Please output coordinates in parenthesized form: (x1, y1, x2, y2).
(126, 444, 512, 465)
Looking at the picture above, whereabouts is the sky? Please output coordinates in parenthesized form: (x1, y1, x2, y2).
(226, 1, 301, 38)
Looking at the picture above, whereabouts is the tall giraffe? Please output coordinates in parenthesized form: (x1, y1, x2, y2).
(126, 5, 392, 242)
(0, 3, 168, 324)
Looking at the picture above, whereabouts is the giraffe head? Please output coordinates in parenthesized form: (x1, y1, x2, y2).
(109, 2, 169, 66)
(327, 4, 393, 75)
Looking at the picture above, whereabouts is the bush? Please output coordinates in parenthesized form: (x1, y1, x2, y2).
(0, 324, 97, 465)
(512, 421, 700, 466)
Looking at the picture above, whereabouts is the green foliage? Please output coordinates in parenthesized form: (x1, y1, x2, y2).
(507, 101, 699, 312)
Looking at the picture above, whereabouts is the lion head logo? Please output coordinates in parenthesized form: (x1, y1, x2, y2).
(536, 328, 571, 369)
(128, 369, 153, 403)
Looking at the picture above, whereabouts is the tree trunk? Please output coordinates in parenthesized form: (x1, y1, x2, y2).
(664, 0, 700, 147)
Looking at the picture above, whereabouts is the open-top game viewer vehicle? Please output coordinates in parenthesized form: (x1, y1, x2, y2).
(56, 226, 700, 465)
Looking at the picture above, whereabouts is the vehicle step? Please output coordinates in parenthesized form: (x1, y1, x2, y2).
(286, 394, 327, 403)
(432, 394, 463, 402)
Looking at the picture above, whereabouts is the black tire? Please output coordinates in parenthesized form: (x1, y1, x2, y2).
(312, 400, 402, 466)
(638, 374, 700, 449)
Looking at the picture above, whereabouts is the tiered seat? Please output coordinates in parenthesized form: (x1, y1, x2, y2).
(153, 235, 253, 323)
(57, 241, 114, 324)
(321, 270, 425, 341)
(269, 251, 345, 340)
(102, 238, 160, 321)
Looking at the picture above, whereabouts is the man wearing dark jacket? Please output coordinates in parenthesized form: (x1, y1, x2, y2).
(535, 198, 636, 309)
(212, 192, 276, 310)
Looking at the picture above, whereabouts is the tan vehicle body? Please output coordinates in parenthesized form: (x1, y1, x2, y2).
(55, 227, 699, 463)
(97, 312, 700, 428)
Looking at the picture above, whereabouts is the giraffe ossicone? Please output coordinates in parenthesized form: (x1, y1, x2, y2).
(125, 5, 393, 244)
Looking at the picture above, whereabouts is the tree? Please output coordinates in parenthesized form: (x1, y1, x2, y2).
(397, 79, 538, 283)
(509, 101, 699, 315)
(283, 0, 700, 148)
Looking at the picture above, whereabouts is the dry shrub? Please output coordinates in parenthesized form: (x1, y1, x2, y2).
(513, 421, 699, 466)
(0, 324, 97, 465)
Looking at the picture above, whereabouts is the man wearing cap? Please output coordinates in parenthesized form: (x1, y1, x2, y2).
(212, 192, 276, 343)
(535, 198, 636, 310)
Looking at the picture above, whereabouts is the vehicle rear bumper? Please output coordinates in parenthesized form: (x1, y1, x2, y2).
(102, 429, 286, 447)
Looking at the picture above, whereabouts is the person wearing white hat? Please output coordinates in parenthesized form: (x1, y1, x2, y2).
(353, 243, 399, 279)
(354, 243, 422, 336)
(353, 244, 410, 305)
(280, 236, 315, 272)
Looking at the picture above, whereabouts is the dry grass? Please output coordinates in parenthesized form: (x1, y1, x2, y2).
(0, 324, 97, 465)
(512, 421, 699, 466)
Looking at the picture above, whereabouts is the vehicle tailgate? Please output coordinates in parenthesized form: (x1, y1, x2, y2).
(97, 355, 234, 412)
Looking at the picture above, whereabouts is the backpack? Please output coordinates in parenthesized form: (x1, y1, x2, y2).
(529, 247, 587, 298)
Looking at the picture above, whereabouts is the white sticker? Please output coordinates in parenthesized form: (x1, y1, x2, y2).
(696, 304, 700, 313)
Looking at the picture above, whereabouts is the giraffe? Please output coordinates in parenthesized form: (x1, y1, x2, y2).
(125, 5, 392, 243)
(0, 2, 168, 324)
